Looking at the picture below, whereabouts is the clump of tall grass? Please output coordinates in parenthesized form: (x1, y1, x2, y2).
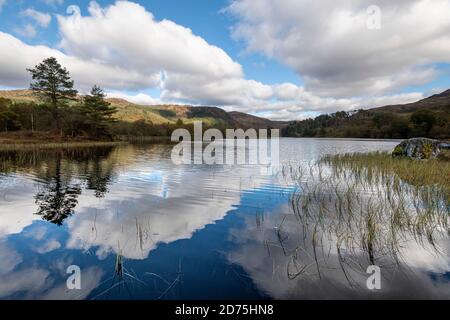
(280, 151, 449, 283)
(321, 151, 449, 200)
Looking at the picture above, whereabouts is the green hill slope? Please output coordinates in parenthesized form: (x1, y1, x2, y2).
(0, 90, 286, 130)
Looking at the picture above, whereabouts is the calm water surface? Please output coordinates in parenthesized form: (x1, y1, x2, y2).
(0, 138, 448, 299)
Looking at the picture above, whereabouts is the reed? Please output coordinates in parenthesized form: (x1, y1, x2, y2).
(0, 141, 126, 152)
(280, 151, 449, 283)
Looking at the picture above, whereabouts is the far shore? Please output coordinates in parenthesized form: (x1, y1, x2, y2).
(0, 131, 174, 151)
(1, 131, 448, 153)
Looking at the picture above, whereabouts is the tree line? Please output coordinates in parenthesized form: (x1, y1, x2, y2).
(283, 108, 450, 139)
(0, 57, 222, 140)
(0, 57, 118, 139)
(4, 57, 447, 141)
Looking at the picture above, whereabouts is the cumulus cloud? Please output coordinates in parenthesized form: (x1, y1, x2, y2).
(66, 162, 264, 260)
(57, 1, 242, 80)
(0, 1, 437, 120)
(0, 31, 160, 91)
(236, 83, 423, 119)
(106, 92, 160, 105)
(55, 1, 272, 108)
(227, 0, 450, 97)
(228, 209, 450, 299)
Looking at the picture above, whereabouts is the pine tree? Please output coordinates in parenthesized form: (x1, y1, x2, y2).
(82, 85, 117, 138)
(27, 57, 78, 133)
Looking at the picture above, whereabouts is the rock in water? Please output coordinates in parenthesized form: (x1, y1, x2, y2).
(392, 138, 442, 160)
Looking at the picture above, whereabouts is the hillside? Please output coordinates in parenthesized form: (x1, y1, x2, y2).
(228, 111, 288, 129)
(0, 89, 286, 130)
(3, 88, 447, 140)
(283, 89, 450, 139)
(373, 89, 450, 114)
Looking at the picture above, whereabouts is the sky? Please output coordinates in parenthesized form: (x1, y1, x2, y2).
(0, 0, 450, 120)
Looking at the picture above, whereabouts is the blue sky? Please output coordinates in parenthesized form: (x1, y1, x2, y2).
(0, 0, 450, 120)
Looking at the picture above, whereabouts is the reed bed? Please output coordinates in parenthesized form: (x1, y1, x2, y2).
(280, 151, 449, 282)
(0, 141, 126, 152)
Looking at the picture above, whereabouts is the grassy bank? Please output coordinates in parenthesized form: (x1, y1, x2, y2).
(0, 131, 177, 151)
(321, 151, 450, 195)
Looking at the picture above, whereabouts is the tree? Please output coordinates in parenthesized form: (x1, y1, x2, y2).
(0, 98, 19, 132)
(10, 102, 38, 132)
(410, 110, 436, 136)
(27, 57, 78, 132)
(372, 112, 394, 129)
(389, 117, 410, 139)
(81, 85, 117, 138)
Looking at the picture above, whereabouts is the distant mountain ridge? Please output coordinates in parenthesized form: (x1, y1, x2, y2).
(0, 89, 288, 130)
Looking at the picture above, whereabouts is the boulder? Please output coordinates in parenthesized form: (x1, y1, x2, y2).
(392, 138, 444, 160)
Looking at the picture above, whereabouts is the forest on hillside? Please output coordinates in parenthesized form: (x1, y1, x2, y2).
(283, 108, 450, 140)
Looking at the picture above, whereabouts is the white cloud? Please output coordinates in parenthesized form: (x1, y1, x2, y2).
(57, 1, 242, 81)
(228, 208, 450, 299)
(233, 83, 424, 119)
(22, 8, 52, 28)
(160, 73, 273, 107)
(107, 91, 162, 105)
(0, 176, 39, 237)
(33, 239, 61, 254)
(0, 31, 160, 91)
(0, 241, 23, 275)
(55, 1, 274, 109)
(227, 0, 450, 97)
(0, 1, 437, 120)
(0, 268, 50, 298)
(65, 163, 263, 260)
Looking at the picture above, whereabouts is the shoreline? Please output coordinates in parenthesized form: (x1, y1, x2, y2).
(0, 140, 128, 151)
(0, 134, 176, 151)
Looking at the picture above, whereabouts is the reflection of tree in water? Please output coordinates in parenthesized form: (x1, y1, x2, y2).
(69, 146, 116, 198)
(84, 158, 115, 198)
(27, 146, 116, 225)
(35, 154, 82, 226)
